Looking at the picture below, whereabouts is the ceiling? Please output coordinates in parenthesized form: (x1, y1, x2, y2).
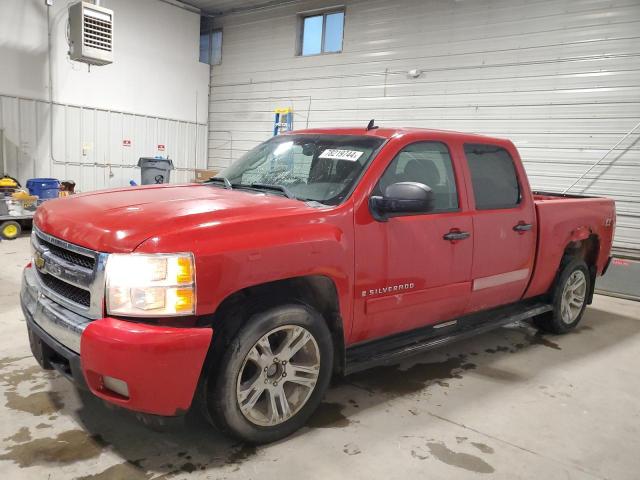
(180, 0, 297, 16)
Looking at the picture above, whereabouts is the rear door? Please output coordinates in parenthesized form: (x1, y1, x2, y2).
(351, 140, 474, 343)
(462, 143, 537, 313)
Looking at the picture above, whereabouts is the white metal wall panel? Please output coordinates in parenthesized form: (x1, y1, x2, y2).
(0, 94, 208, 191)
(208, 0, 640, 254)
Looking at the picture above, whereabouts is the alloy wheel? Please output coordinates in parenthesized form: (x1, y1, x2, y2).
(236, 325, 321, 426)
(560, 270, 587, 324)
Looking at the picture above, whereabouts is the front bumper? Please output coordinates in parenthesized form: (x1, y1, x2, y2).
(21, 266, 213, 416)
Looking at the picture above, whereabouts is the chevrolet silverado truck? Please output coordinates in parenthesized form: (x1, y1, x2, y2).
(21, 126, 615, 443)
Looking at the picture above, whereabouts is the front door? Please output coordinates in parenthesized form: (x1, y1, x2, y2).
(461, 142, 537, 313)
(351, 141, 473, 344)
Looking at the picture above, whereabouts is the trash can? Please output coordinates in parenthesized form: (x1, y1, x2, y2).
(137, 158, 174, 185)
(26, 178, 60, 200)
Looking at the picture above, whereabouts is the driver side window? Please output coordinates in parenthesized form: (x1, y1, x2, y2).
(377, 141, 459, 212)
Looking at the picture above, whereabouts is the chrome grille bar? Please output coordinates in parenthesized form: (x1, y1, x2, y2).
(32, 227, 108, 319)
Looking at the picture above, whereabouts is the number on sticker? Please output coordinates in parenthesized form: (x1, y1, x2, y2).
(319, 149, 364, 161)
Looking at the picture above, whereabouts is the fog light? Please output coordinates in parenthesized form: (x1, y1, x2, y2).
(103, 376, 129, 398)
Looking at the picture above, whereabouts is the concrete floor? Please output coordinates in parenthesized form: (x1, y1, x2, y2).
(1, 234, 639, 480)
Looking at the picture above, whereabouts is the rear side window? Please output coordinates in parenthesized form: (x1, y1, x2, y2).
(377, 141, 459, 212)
(463, 144, 520, 210)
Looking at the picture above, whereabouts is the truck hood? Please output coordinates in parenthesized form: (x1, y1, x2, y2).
(34, 184, 317, 253)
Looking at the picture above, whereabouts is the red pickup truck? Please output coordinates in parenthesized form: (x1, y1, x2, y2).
(21, 126, 615, 443)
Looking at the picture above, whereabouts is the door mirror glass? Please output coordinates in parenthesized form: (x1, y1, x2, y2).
(370, 182, 434, 221)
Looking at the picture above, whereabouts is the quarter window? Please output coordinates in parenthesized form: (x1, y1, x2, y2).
(377, 142, 459, 212)
(300, 10, 344, 56)
(464, 144, 521, 210)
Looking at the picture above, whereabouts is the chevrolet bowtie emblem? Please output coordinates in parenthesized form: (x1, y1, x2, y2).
(34, 252, 45, 270)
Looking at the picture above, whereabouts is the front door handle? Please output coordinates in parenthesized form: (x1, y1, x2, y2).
(513, 222, 533, 233)
(443, 230, 471, 241)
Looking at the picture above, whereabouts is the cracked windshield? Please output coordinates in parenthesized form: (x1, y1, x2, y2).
(219, 134, 384, 205)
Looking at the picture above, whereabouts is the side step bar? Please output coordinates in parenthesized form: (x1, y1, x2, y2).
(344, 301, 552, 375)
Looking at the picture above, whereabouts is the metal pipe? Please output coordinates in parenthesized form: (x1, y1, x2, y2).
(207, 130, 233, 166)
(46, 4, 60, 171)
(0, 93, 206, 128)
(562, 120, 640, 194)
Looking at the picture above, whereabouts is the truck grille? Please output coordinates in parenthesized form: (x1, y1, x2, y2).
(39, 273, 91, 307)
(32, 228, 107, 319)
(37, 236, 96, 270)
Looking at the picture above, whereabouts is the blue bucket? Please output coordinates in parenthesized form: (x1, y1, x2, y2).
(26, 178, 60, 200)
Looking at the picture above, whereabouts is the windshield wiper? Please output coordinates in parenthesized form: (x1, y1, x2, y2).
(207, 176, 232, 189)
(249, 183, 295, 199)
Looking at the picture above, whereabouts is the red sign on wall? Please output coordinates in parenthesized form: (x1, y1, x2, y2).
(122, 139, 132, 147)
(158, 144, 166, 151)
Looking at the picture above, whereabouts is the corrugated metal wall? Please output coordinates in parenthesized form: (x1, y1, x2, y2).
(208, 0, 640, 255)
(0, 94, 208, 190)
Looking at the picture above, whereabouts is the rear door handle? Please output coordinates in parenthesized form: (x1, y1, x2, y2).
(513, 222, 533, 232)
(443, 230, 471, 241)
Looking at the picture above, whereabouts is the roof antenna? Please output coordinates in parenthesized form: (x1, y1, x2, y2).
(366, 119, 378, 131)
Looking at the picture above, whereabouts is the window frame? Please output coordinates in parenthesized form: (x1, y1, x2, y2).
(298, 8, 345, 57)
(374, 140, 462, 216)
(463, 142, 523, 211)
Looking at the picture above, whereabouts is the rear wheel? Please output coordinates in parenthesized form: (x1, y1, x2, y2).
(1, 221, 21, 240)
(535, 258, 590, 334)
(206, 304, 333, 443)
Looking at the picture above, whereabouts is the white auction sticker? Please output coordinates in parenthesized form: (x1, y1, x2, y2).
(319, 149, 364, 161)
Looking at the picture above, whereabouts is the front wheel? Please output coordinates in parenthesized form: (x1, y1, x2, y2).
(206, 304, 333, 443)
(535, 258, 590, 334)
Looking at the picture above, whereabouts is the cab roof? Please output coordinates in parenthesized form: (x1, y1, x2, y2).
(288, 126, 512, 146)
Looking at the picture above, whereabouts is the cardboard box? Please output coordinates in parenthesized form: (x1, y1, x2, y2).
(193, 169, 219, 183)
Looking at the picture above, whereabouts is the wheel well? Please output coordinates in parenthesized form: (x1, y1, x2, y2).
(204, 276, 345, 375)
(557, 234, 600, 304)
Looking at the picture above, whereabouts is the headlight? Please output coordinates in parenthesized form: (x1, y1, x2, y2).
(105, 253, 195, 316)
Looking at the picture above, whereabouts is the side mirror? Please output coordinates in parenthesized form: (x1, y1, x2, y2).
(369, 182, 434, 221)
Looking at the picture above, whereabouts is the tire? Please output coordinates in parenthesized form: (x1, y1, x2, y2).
(205, 304, 333, 444)
(1, 221, 21, 240)
(535, 258, 590, 334)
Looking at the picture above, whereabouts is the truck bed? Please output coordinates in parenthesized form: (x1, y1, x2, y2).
(524, 191, 616, 299)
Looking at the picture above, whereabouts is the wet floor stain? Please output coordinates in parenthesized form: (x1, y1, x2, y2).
(4, 427, 31, 443)
(411, 448, 429, 460)
(5, 390, 64, 416)
(343, 443, 361, 455)
(483, 330, 562, 354)
(0, 356, 29, 370)
(0, 365, 43, 389)
(485, 345, 510, 354)
(426, 441, 495, 474)
(522, 332, 561, 351)
(76, 462, 153, 480)
(471, 442, 495, 454)
(307, 402, 350, 428)
(348, 355, 477, 396)
(0, 429, 107, 467)
(180, 462, 197, 473)
(226, 443, 257, 464)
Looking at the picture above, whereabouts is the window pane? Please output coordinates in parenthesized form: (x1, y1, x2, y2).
(199, 32, 211, 63)
(464, 144, 520, 210)
(323, 12, 344, 53)
(211, 30, 222, 65)
(378, 142, 459, 212)
(302, 15, 323, 56)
